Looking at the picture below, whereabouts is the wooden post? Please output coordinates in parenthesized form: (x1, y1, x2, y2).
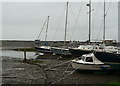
(23, 49, 27, 61)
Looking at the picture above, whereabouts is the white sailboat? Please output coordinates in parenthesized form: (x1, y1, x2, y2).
(69, 0, 119, 56)
(35, 16, 52, 54)
(69, 0, 94, 56)
(51, 2, 71, 56)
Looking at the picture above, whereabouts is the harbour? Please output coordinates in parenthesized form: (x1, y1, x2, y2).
(1, 1, 120, 85)
(1, 41, 120, 85)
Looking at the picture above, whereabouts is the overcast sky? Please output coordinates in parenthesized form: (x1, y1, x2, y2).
(2, 1, 118, 41)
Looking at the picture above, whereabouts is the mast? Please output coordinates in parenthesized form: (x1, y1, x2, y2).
(103, 0, 106, 43)
(87, 0, 91, 44)
(64, 2, 68, 45)
(45, 16, 49, 41)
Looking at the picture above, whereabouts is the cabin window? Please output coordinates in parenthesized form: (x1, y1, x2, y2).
(85, 57, 93, 62)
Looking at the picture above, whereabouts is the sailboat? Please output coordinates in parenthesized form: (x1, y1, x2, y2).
(69, 0, 94, 56)
(51, 2, 72, 56)
(92, 0, 120, 63)
(34, 16, 53, 54)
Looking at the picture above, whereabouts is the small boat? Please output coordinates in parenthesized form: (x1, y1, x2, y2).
(71, 53, 120, 71)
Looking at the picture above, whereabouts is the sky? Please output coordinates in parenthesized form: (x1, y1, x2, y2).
(1, 0, 119, 41)
(118, 2, 120, 42)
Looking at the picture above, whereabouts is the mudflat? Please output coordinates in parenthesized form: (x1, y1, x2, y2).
(2, 55, 120, 85)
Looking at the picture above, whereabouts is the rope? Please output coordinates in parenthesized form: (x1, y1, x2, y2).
(25, 56, 79, 85)
(50, 68, 77, 85)
(60, 62, 71, 76)
(94, 0, 112, 43)
(45, 60, 71, 70)
(24, 61, 49, 85)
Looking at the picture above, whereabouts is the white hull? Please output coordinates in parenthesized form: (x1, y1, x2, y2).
(71, 61, 110, 70)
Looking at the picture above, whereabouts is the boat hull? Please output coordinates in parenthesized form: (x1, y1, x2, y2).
(69, 48, 120, 62)
(71, 61, 110, 71)
(69, 48, 92, 56)
(51, 47, 71, 55)
(34, 47, 52, 53)
(71, 61, 120, 71)
(94, 52, 120, 62)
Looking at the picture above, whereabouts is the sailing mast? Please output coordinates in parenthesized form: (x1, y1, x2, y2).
(64, 2, 69, 45)
(87, 0, 91, 44)
(45, 16, 49, 41)
(103, 0, 106, 44)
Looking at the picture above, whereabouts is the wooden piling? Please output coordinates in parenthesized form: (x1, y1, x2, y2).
(23, 49, 27, 61)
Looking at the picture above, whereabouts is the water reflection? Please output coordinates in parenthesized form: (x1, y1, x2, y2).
(1, 48, 36, 59)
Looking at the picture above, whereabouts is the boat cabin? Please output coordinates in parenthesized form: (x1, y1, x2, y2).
(79, 53, 104, 65)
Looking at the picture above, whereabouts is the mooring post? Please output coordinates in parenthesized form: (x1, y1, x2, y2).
(23, 49, 27, 61)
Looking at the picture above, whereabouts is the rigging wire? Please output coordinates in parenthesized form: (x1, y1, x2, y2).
(91, 2, 100, 33)
(105, 0, 112, 16)
(50, 3, 67, 46)
(95, 0, 112, 42)
(77, 1, 100, 42)
(76, 2, 89, 41)
(105, 1, 116, 40)
(70, 2, 83, 41)
(37, 19, 47, 40)
(95, 20, 104, 42)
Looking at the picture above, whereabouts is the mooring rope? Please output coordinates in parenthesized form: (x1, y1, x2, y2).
(45, 60, 71, 70)
(24, 55, 79, 85)
(50, 68, 77, 86)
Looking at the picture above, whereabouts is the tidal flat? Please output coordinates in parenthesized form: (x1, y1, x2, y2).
(1, 41, 120, 85)
(2, 55, 120, 86)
